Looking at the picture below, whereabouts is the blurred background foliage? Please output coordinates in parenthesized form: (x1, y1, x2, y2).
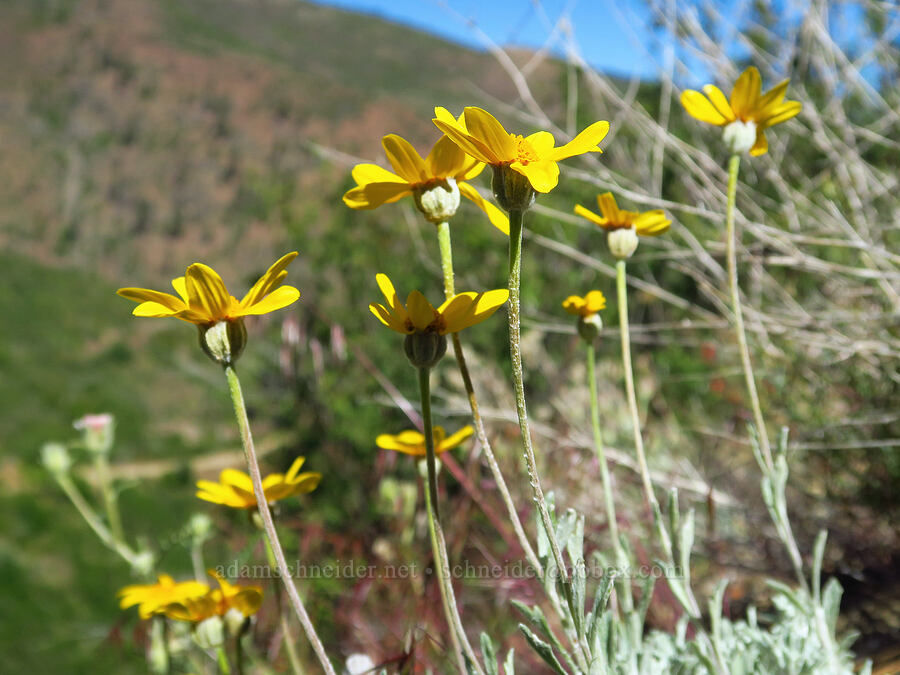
(1, 0, 898, 671)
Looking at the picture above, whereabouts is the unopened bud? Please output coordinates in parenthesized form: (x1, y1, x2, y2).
(199, 320, 247, 366)
(491, 165, 535, 213)
(41, 443, 72, 475)
(403, 332, 447, 369)
(723, 120, 757, 155)
(74, 413, 115, 455)
(577, 313, 603, 343)
(131, 550, 156, 577)
(607, 227, 639, 259)
(413, 178, 460, 223)
(188, 513, 214, 543)
(193, 616, 225, 649)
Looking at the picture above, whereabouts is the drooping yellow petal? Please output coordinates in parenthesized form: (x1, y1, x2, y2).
(185, 263, 231, 322)
(285, 472, 321, 496)
(350, 162, 406, 187)
(573, 203, 606, 227)
(406, 290, 438, 331)
(633, 210, 671, 236)
(343, 182, 413, 209)
(701, 85, 736, 122)
(462, 107, 516, 161)
(749, 128, 769, 157)
(219, 468, 254, 493)
(513, 159, 559, 193)
(382, 134, 429, 184)
(117, 288, 187, 313)
(438, 289, 509, 333)
(376, 431, 426, 455)
(730, 66, 761, 119)
(458, 181, 509, 235)
(548, 120, 610, 161)
(131, 301, 182, 318)
(240, 252, 299, 308)
(681, 89, 729, 125)
(437, 425, 474, 452)
(369, 303, 409, 333)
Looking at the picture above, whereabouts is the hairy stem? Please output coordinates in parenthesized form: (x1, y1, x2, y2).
(225, 365, 335, 675)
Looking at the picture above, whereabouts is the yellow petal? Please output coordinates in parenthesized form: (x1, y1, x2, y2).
(185, 263, 231, 322)
(701, 85, 736, 122)
(438, 289, 509, 333)
(426, 135, 469, 178)
(343, 182, 413, 209)
(172, 277, 189, 302)
(573, 203, 606, 227)
(462, 107, 516, 161)
(350, 162, 406, 187)
(681, 89, 729, 125)
(562, 295, 585, 315)
(513, 159, 559, 193)
(759, 101, 802, 128)
(433, 108, 501, 165)
(376, 273, 403, 314)
(284, 456, 306, 482)
(229, 588, 263, 617)
(596, 193, 622, 223)
(286, 472, 320, 495)
(633, 210, 671, 236)
(240, 252, 299, 308)
(437, 425, 474, 452)
(584, 290, 607, 313)
(240, 285, 300, 316)
(117, 287, 187, 312)
(730, 66, 761, 119)
(458, 181, 509, 235)
(406, 290, 438, 331)
(131, 301, 182, 318)
(369, 302, 408, 333)
(757, 79, 789, 114)
(749, 128, 769, 157)
(382, 134, 428, 184)
(220, 468, 254, 493)
(548, 120, 609, 161)
(526, 131, 556, 156)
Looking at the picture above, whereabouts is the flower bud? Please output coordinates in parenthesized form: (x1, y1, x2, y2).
(130, 549, 156, 577)
(187, 513, 214, 544)
(192, 616, 225, 649)
(199, 320, 247, 366)
(41, 443, 72, 475)
(577, 313, 603, 343)
(722, 120, 757, 155)
(403, 332, 447, 369)
(73, 413, 115, 455)
(607, 227, 639, 259)
(491, 165, 535, 213)
(417, 456, 442, 479)
(413, 178, 460, 224)
(224, 607, 249, 637)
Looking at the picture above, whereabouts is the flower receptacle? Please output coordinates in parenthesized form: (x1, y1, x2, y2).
(199, 320, 247, 366)
(403, 332, 447, 369)
(492, 164, 535, 213)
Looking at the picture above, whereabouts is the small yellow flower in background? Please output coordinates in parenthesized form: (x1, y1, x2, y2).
(343, 131, 509, 233)
(433, 106, 609, 195)
(370, 273, 509, 336)
(118, 574, 210, 619)
(163, 571, 263, 623)
(376, 425, 474, 457)
(196, 456, 321, 509)
(575, 192, 671, 259)
(562, 291, 607, 319)
(680, 65, 802, 156)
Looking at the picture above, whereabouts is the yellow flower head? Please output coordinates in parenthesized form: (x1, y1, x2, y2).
(680, 66, 802, 156)
(432, 106, 610, 194)
(162, 570, 263, 623)
(343, 130, 509, 234)
(118, 574, 211, 620)
(196, 456, 321, 509)
(376, 425, 474, 457)
(562, 291, 607, 319)
(369, 273, 509, 336)
(574, 193, 671, 236)
(117, 252, 301, 326)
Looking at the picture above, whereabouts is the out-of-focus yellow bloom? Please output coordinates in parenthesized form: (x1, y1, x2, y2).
(117, 253, 300, 325)
(574, 193, 671, 236)
(343, 131, 509, 234)
(562, 291, 606, 318)
(680, 66, 802, 156)
(163, 571, 263, 623)
(432, 106, 609, 193)
(118, 574, 210, 620)
(376, 426, 474, 457)
(196, 457, 321, 509)
(369, 273, 508, 335)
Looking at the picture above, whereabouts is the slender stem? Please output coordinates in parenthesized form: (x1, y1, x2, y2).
(435, 221, 542, 576)
(224, 365, 336, 675)
(418, 366, 483, 675)
(216, 646, 232, 675)
(725, 153, 774, 471)
(264, 537, 304, 675)
(506, 210, 571, 586)
(93, 453, 125, 543)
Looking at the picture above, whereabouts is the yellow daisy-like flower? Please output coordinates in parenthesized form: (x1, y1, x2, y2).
(196, 456, 321, 509)
(118, 574, 211, 620)
(574, 193, 671, 235)
(343, 131, 509, 234)
(376, 425, 474, 457)
(163, 571, 263, 623)
(680, 66, 802, 156)
(369, 273, 509, 336)
(433, 106, 610, 194)
(117, 252, 301, 325)
(562, 291, 607, 319)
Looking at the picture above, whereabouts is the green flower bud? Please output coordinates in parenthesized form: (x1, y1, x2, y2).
(403, 331, 447, 369)
(41, 443, 72, 475)
(187, 513, 214, 544)
(130, 549, 156, 577)
(199, 320, 247, 366)
(577, 313, 603, 343)
(607, 226, 639, 259)
(491, 165, 535, 213)
(413, 178, 460, 224)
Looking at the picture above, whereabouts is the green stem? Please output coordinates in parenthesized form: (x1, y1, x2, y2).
(725, 153, 774, 471)
(435, 221, 542, 576)
(224, 365, 336, 675)
(506, 210, 571, 586)
(93, 453, 125, 543)
(264, 537, 304, 675)
(418, 366, 483, 675)
(216, 646, 232, 675)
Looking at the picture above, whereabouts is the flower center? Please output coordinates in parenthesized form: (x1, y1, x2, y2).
(512, 134, 539, 164)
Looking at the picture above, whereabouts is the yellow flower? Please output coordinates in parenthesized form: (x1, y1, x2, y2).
(574, 193, 671, 236)
(196, 457, 321, 509)
(163, 571, 263, 623)
(117, 252, 301, 325)
(343, 131, 509, 234)
(432, 106, 609, 193)
(680, 66, 802, 156)
(369, 273, 509, 335)
(118, 574, 210, 620)
(376, 426, 474, 457)
(562, 291, 606, 318)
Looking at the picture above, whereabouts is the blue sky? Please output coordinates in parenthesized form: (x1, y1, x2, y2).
(311, 0, 671, 80)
